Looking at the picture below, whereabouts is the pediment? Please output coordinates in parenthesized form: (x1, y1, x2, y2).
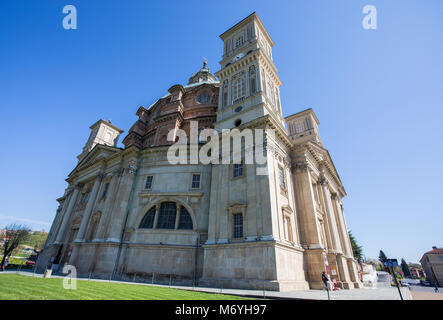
(228, 201, 247, 208)
(69, 144, 122, 178)
(306, 141, 343, 186)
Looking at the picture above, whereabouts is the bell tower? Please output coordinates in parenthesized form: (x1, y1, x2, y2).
(203, 13, 311, 291)
(215, 12, 285, 131)
(77, 119, 123, 162)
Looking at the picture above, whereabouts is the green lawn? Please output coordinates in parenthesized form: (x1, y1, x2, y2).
(0, 274, 247, 300)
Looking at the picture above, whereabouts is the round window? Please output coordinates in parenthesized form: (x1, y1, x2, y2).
(197, 93, 211, 104)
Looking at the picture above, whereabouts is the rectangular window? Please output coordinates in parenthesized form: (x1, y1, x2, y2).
(81, 192, 90, 204)
(232, 76, 246, 102)
(285, 216, 293, 242)
(191, 174, 201, 189)
(233, 213, 243, 239)
(235, 35, 244, 48)
(279, 167, 285, 189)
(101, 182, 110, 199)
(233, 163, 243, 178)
(145, 176, 153, 189)
(157, 202, 177, 229)
(313, 183, 320, 204)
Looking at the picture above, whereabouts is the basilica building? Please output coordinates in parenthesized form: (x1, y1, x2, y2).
(37, 13, 362, 291)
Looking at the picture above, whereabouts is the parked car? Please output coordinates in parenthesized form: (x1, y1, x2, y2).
(400, 280, 409, 287)
(420, 280, 431, 286)
(25, 260, 35, 266)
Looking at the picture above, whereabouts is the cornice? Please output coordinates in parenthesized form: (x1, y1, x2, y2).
(216, 48, 259, 78)
(302, 142, 346, 196)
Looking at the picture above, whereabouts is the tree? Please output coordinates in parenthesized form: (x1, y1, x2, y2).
(401, 258, 411, 278)
(378, 250, 388, 264)
(0, 224, 31, 270)
(25, 231, 48, 252)
(348, 230, 363, 262)
(366, 258, 383, 270)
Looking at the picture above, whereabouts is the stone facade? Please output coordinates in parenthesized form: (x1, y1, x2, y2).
(420, 246, 443, 287)
(37, 13, 362, 291)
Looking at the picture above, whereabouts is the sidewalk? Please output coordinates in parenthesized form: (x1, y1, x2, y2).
(1, 270, 412, 300)
(409, 285, 443, 300)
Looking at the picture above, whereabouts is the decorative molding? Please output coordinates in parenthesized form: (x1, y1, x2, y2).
(294, 161, 309, 173)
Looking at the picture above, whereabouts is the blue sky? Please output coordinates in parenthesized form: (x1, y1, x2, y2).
(0, 0, 442, 263)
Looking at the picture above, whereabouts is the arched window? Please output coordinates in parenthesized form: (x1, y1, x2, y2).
(276, 88, 281, 112)
(222, 80, 229, 107)
(86, 213, 101, 242)
(232, 74, 246, 103)
(157, 202, 176, 229)
(178, 206, 193, 230)
(140, 207, 156, 229)
(267, 82, 274, 105)
(249, 65, 256, 94)
(284, 215, 293, 243)
(139, 202, 195, 230)
(261, 69, 267, 96)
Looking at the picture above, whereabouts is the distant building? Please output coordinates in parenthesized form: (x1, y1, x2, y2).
(360, 263, 377, 287)
(420, 246, 443, 287)
(376, 271, 391, 287)
(409, 266, 425, 279)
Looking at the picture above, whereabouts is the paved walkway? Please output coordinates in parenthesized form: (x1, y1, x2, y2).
(1, 271, 412, 300)
(179, 285, 412, 300)
(409, 285, 443, 300)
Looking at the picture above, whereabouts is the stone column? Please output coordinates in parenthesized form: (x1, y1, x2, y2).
(317, 183, 334, 250)
(106, 159, 139, 241)
(336, 253, 353, 289)
(153, 205, 160, 228)
(68, 174, 103, 267)
(319, 178, 342, 253)
(216, 164, 229, 243)
(95, 171, 120, 241)
(347, 258, 363, 288)
(75, 174, 104, 241)
(293, 162, 327, 289)
(206, 165, 219, 244)
(332, 195, 352, 257)
(292, 162, 321, 246)
(319, 177, 344, 287)
(55, 185, 81, 243)
(174, 205, 180, 229)
(47, 198, 68, 245)
(327, 194, 351, 288)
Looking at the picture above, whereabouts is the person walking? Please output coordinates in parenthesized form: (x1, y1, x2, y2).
(322, 272, 330, 290)
(322, 271, 330, 300)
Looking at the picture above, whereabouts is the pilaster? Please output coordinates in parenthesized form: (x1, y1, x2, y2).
(319, 176, 342, 253)
(55, 184, 81, 243)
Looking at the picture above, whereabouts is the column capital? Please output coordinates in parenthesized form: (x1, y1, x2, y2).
(96, 172, 106, 181)
(112, 167, 125, 177)
(127, 159, 138, 175)
(74, 182, 84, 189)
(319, 176, 329, 186)
(293, 161, 309, 173)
